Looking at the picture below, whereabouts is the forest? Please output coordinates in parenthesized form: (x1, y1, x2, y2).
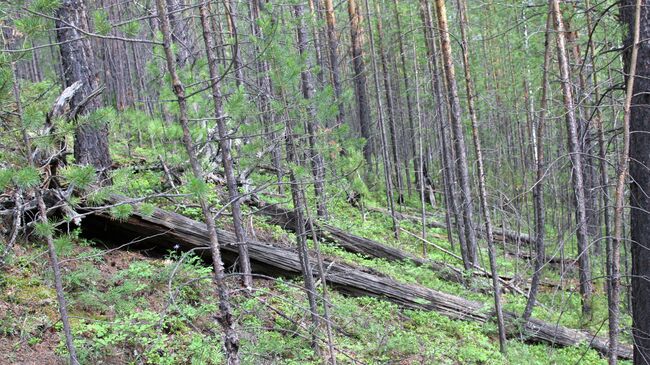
(0, 0, 648, 364)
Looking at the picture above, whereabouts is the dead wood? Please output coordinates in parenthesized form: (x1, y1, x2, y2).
(76, 198, 631, 359)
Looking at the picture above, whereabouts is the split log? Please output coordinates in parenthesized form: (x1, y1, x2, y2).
(79, 200, 632, 359)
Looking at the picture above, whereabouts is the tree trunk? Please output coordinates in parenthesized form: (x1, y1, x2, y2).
(294, 3, 329, 219)
(455, 0, 506, 351)
(523, 6, 552, 324)
(249, 0, 284, 194)
(623, 0, 650, 363)
(418, 0, 466, 260)
(374, 0, 404, 205)
(610, 1, 640, 362)
(362, 0, 399, 239)
(155, 0, 240, 362)
(280, 85, 321, 350)
(348, 0, 373, 165)
(550, 0, 593, 317)
(433, 0, 478, 267)
(224, 0, 244, 87)
(323, 0, 345, 125)
(198, 1, 252, 289)
(55, 0, 111, 172)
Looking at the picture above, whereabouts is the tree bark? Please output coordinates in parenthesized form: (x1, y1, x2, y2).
(374, 0, 404, 204)
(362, 0, 399, 238)
(55, 0, 111, 173)
(249, 0, 284, 194)
(198, 1, 252, 289)
(522, 6, 552, 324)
(294, 3, 329, 219)
(433, 0, 478, 267)
(622, 0, 650, 363)
(455, 0, 506, 351)
(155, 0, 240, 362)
(550, 0, 593, 317)
(418, 0, 466, 260)
(323, 0, 345, 125)
(348, 0, 373, 165)
(610, 0, 640, 361)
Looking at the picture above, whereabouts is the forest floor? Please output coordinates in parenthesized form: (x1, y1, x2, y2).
(0, 185, 631, 364)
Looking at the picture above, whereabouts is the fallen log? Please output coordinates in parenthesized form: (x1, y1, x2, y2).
(246, 197, 465, 283)
(79, 200, 631, 359)
(504, 248, 574, 268)
(248, 198, 534, 294)
(367, 206, 533, 246)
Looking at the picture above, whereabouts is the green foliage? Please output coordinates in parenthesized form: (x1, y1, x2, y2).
(33, 221, 54, 238)
(0, 168, 13, 190)
(138, 202, 156, 217)
(61, 165, 97, 189)
(86, 186, 111, 205)
(13, 167, 41, 188)
(92, 10, 111, 36)
(30, 0, 61, 14)
(224, 85, 252, 122)
(110, 203, 133, 221)
(14, 16, 47, 35)
(185, 176, 210, 199)
(121, 20, 140, 37)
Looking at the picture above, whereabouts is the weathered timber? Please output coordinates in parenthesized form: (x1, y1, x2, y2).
(247, 197, 464, 283)
(249, 199, 559, 295)
(78, 199, 632, 359)
(367, 206, 533, 245)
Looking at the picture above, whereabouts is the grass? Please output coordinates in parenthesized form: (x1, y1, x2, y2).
(0, 182, 632, 364)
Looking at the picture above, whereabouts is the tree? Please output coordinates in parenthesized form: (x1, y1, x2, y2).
(198, 0, 252, 289)
(156, 0, 240, 362)
(54, 0, 111, 172)
(295, 2, 329, 219)
(523, 5, 553, 324)
(363, 0, 399, 238)
(323, 0, 344, 125)
(550, 0, 593, 317)
(433, 0, 478, 267)
(348, 0, 373, 165)
(418, 0, 466, 258)
(610, 0, 640, 361)
(623, 0, 650, 363)
(455, 0, 506, 351)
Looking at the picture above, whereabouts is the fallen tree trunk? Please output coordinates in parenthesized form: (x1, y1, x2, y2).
(367, 206, 533, 246)
(248, 198, 479, 286)
(248, 198, 528, 292)
(505, 248, 574, 268)
(79, 200, 631, 359)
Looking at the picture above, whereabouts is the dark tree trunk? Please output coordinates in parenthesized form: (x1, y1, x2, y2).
(348, 0, 373, 165)
(375, 1, 404, 204)
(455, 0, 506, 351)
(523, 6, 552, 324)
(323, 0, 345, 125)
(419, 0, 466, 260)
(249, 0, 284, 194)
(363, 0, 399, 239)
(55, 0, 111, 172)
(623, 0, 650, 363)
(165, 0, 193, 68)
